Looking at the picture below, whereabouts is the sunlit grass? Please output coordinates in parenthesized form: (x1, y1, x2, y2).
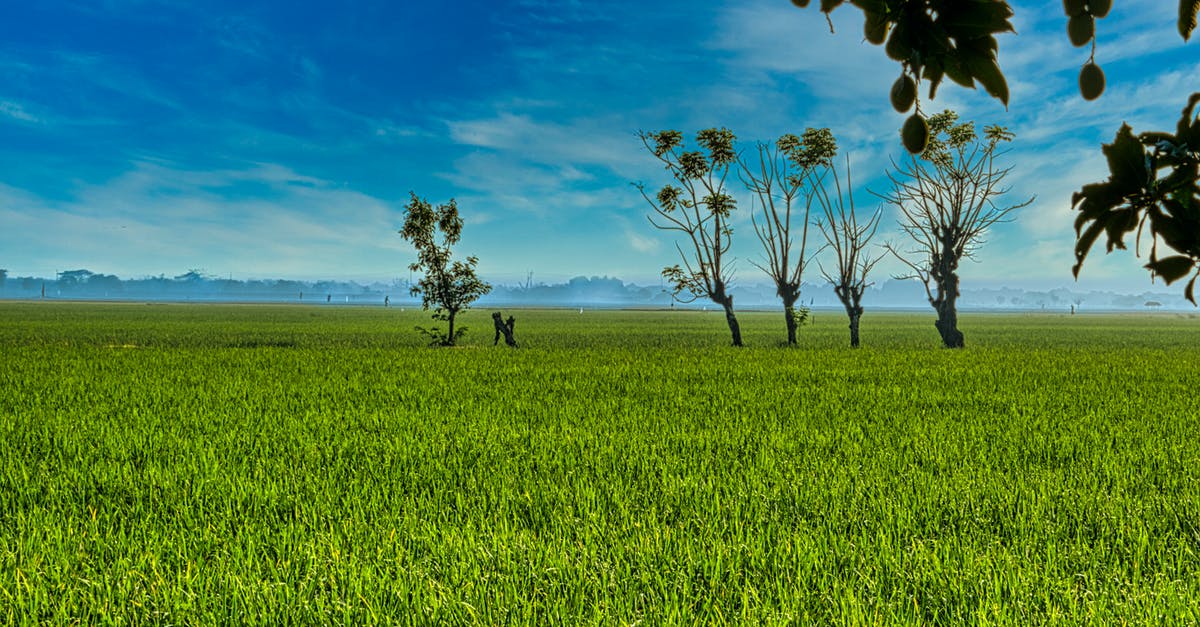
(1, 302, 1198, 624)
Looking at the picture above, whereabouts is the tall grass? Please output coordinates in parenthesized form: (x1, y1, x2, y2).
(1, 303, 1198, 624)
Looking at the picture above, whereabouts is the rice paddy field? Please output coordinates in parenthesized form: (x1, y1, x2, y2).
(1, 301, 1199, 625)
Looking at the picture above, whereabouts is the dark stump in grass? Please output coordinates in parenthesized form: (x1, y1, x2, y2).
(492, 311, 517, 347)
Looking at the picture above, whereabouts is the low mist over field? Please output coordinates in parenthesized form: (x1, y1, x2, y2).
(2, 269, 1197, 311)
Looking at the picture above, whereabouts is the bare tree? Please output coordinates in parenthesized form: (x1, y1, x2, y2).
(814, 156, 883, 348)
(636, 128, 743, 346)
(882, 111, 1034, 348)
(739, 128, 836, 345)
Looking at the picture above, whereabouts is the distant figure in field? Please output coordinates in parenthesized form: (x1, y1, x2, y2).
(384, 295, 389, 307)
(579, 307, 583, 314)
(327, 294, 331, 303)
(492, 311, 517, 347)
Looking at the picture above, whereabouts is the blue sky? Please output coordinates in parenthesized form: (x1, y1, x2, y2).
(0, 0, 1195, 292)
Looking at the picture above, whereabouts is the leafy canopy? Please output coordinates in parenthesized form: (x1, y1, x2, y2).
(399, 193, 491, 345)
(789, 1, 1198, 110)
(1072, 93, 1200, 303)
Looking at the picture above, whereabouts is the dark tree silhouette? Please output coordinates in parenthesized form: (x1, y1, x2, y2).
(882, 111, 1033, 348)
(738, 128, 836, 344)
(637, 128, 744, 346)
(787, 1, 1197, 145)
(1072, 93, 1200, 303)
(400, 193, 491, 346)
(814, 156, 883, 348)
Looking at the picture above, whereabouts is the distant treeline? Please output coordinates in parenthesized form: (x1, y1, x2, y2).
(0, 270, 674, 306)
(0, 269, 400, 304)
(0, 268, 1193, 310)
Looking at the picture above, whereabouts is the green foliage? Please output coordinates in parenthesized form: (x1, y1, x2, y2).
(789, 1, 1198, 109)
(414, 322, 467, 347)
(918, 110, 1014, 168)
(4, 303, 1200, 623)
(741, 128, 835, 344)
(792, 0, 1015, 107)
(1072, 93, 1200, 303)
(637, 128, 740, 306)
(399, 193, 491, 345)
(1184, 0, 1200, 40)
(791, 304, 812, 326)
(781, 127, 838, 170)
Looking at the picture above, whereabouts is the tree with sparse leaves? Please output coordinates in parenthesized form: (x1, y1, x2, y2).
(738, 128, 836, 344)
(882, 111, 1033, 348)
(637, 128, 744, 346)
(399, 193, 491, 346)
(787, 2, 1200, 302)
(814, 155, 883, 348)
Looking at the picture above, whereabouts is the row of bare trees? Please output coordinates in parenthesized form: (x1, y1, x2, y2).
(636, 110, 1031, 349)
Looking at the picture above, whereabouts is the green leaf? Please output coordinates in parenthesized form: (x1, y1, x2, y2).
(1102, 124, 1150, 195)
(1103, 208, 1140, 252)
(1177, 92, 1200, 149)
(1186, 275, 1198, 304)
(1157, 197, 1200, 257)
(925, 63, 945, 99)
(848, 0, 887, 13)
(1146, 255, 1196, 283)
(1071, 181, 1121, 228)
(943, 56, 975, 89)
(820, 0, 845, 12)
(1073, 220, 1106, 278)
(964, 53, 1008, 106)
(1158, 165, 1200, 199)
(1181, 0, 1199, 40)
(937, 1, 1016, 40)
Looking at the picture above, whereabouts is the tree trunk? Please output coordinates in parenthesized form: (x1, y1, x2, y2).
(783, 299, 798, 345)
(931, 242, 964, 349)
(933, 286, 963, 349)
(848, 310, 861, 348)
(721, 300, 743, 347)
(446, 310, 457, 346)
(935, 304, 963, 348)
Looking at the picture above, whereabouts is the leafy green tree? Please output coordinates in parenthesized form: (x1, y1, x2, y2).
(738, 128, 836, 344)
(636, 128, 744, 346)
(399, 193, 491, 346)
(883, 111, 1033, 348)
(1072, 93, 1200, 302)
(813, 155, 883, 348)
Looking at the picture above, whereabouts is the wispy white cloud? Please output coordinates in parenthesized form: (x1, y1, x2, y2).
(0, 100, 39, 124)
(0, 162, 410, 280)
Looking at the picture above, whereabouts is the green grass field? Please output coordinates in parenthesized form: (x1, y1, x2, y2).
(2, 302, 1199, 625)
